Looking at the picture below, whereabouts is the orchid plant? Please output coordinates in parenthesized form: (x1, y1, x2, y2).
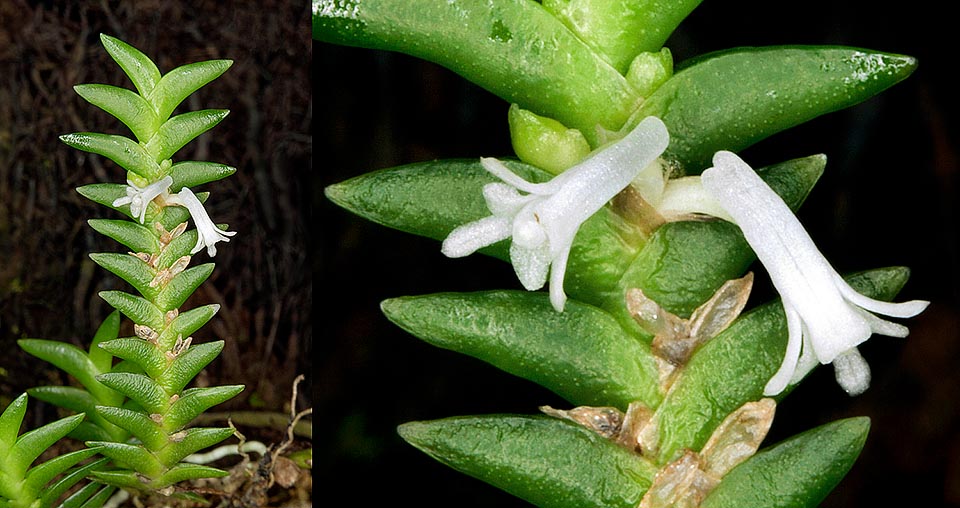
(2, 34, 242, 506)
(317, 1, 927, 507)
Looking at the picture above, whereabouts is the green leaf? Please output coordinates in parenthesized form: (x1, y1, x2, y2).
(163, 385, 244, 431)
(23, 448, 100, 495)
(152, 463, 228, 487)
(701, 417, 870, 508)
(99, 34, 161, 97)
(615, 154, 825, 321)
(507, 104, 590, 175)
(143, 109, 229, 162)
(76, 184, 126, 213)
(169, 161, 236, 191)
(94, 406, 167, 450)
(97, 338, 166, 379)
(148, 60, 233, 120)
(156, 305, 220, 351)
(89, 253, 158, 300)
(86, 470, 144, 491)
(98, 290, 165, 330)
(155, 229, 198, 269)
(314, 0, 640, 144)
(96, 373, 168, 414)
(59, 133, 159, 179)
(382, 291, 661, 409)
(157, 427, 236, 466)
(0, 393, 28, 448)
(17, 340, 119, 405)
(42, 457, 110, 508)
(637, 46, 917, 173)
(155, 264, 214, 312)
(158, 341, 225, 394)
(542, 0, 700, 73)
(398, 415, 657, 508)
(89, 311, 121, 372)
(11, 414, 85, 477)
(651, 267, 911, 464)
(73, 84, 160, 142)
(87, 220, 160, 254)
(86, 441, 163, 478)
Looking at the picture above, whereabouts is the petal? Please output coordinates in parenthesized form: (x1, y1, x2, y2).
(441, 216, 511, 258)
(833, 272, 930, 318)
(482, 183, 536, 216)
(480, 157, 560, 195)
(763, 303, 804, 396)
(832, 348, 871, 396)
(509, 242, 551, 291)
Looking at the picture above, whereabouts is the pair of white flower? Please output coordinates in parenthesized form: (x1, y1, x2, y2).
(113, 176, 236, 257)
(442, 116, 927, 396)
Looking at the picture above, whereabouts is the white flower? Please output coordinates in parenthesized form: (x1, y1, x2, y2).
(442, 116, 670, 312)
(166, 187, 237, 257)
(701, 151, 929, 396)
(113, 176, 173, 224)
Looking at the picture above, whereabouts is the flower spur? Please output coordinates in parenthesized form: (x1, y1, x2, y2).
(701, 151, 929, 396)
(442, 116, 670, 312)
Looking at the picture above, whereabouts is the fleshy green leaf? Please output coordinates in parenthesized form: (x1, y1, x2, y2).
(542, 0, 700, 73)
(97, 338, 166, 379)
(382, 291, 661, 409)
(143, 109, 229, 162)
(89, 311, 121, 373)
(169, 161, 236, 191)
(651, 267, 910, 464)
(163, 385, 244, 431)
(86, 442, 164, 478)
(76, 184, 127, 212)
(99, 290, 165, 330)
(23, 448, 101, 495)
(398, 415, 657, 508)
(155, 264, 214, 312)
(94, 406, 167, 450)
(59, 133, 159, 179)
(701, 417, 870, 508)
(41, 457, 110, 508)
(0, 393, 28, 448)
(156, 305, 220, 351)
(152, 463, 229, 487)
(89, 253, 158, 300)
(637, 46, 917, 173)
(155, 229, 198, 269)
(11, 414, 85, 476)
(100, 34, 161, 97)
(87, 220, 160, 254)
(158, 341, 226, 395)
(73, 84, 160, 142)
(157, 427, 236, 466)
(148, 60, 233, 121)
(96, 373, 168, 414)
(17, 340, 119, 405)
(314, 0, 640, 144)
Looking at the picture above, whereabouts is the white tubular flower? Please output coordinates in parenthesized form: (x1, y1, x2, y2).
(167, 187, 237, 257)
(112, 176, 173, 224)
(442, 116, 670, 312)
(701, 151, 929, 396)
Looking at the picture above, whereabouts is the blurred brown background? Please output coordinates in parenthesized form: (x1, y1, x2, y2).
(319, 0, 959, 506)
(0, 0, 312, 474)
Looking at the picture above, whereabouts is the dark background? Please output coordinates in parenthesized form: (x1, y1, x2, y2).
(318, 1, 959, 507)
(0, 0, 312, 501)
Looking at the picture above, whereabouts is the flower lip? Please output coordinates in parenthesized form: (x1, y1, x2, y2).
(442, 115, 670, 312)
(701, 150, 929, 396)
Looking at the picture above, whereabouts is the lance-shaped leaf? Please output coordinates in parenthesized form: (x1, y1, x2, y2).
(99, 290, 165, 330)
(615, 154, 825, 324)
(163, 385, 245, 431)
(96, 373, 168, 414)
(636, 46, 917, 173)
(399, 415, 658, 508)
(87, 441, 164, 478)
(152, 463, 229, 487)
(169, 161, 236, 191)
(59, 133, 160, 179)
(76, 183, 127, 212)
(143, 109, 230, 162)
(89, 253, 158, 300)
(314, 0, 640, 143)
(155, 264, 215, 311)
(100, 34, 160, 97)
(87, 220, 160, 257)
(157, 305, 220, 351)
(650, 267, 910, 464)
(326, 158, 646, 308)
(17, 340, 119, 405)
(39, 457, 111, 508)
(94, 406, 167, 450)
(157, 427, 236, 466)
(57, 482, 115, 508)
(382, 291, 661, 409)
(542, 0, 701, 73)
(701, 417, 870, 508)
(97, 338, 166, 379)
(148, 59, 233, 121)
(73, 84, 160, 142)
